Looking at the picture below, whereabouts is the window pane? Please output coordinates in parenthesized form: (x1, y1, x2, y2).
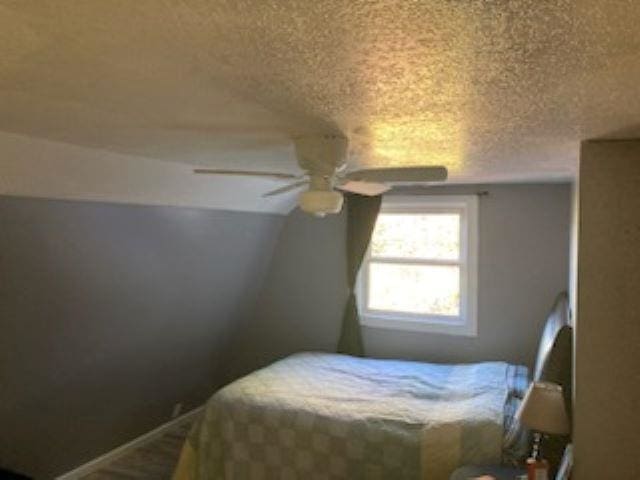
(367, 263, 460, 316)
(370, 213, 460, 260)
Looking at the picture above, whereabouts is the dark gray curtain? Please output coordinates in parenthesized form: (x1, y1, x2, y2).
(336, 194, 382, 356)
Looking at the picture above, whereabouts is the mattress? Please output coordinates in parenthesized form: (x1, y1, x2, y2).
(174, 353, 528, 480)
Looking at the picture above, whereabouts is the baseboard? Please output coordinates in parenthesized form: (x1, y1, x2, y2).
(56, 405, 204, 479)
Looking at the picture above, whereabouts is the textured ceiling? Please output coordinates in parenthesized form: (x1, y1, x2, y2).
(2, 0, 640, 208)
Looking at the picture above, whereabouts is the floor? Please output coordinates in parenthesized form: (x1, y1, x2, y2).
(80, 421, 192, 480)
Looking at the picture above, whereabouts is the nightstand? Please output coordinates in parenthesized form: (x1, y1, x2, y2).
(450, 465, 527, 480)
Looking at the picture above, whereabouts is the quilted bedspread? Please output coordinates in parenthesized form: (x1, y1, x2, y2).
(174, 352, 517, 480)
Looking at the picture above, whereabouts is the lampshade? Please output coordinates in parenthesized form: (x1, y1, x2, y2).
(517, 381, 570, 435)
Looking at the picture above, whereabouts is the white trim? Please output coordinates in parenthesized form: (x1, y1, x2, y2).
(358, 194, 479, 337)
(56, 405, 204, 480)
(361, 314, 476, 336)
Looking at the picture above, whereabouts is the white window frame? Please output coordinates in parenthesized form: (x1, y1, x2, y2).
(357, 195, 478, 337)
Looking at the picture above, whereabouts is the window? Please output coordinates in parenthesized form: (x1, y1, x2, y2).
(357, 195, 478, 336)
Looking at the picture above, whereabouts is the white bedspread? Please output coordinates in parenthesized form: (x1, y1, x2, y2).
(179, 352, 511, 480)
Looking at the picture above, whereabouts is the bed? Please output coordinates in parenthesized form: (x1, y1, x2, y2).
(174, 294, 571, 480)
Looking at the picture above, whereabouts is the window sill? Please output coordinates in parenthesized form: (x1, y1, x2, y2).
(360, 314, 478, 337)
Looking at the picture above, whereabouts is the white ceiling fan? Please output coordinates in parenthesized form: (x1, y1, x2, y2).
(194, 135, 448, 216)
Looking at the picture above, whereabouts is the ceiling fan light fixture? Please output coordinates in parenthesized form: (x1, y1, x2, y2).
(299, 190, 343, 217)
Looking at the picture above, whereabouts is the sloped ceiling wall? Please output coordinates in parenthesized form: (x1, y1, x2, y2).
(0, 195, 284, 478)
(0, 132, 299, 214)
(228, 208, 348, 379)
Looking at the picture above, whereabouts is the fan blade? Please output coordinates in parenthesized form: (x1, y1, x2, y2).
(194, 169, 302, 180)
(336, 181, 390, 196)
(263, 180, 309, 198)
(346, 166, 448, 183)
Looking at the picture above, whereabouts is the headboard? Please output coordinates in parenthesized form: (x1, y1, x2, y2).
(533, 292, 573, 416)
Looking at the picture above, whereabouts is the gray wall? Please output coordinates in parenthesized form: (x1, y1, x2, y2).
(241, 184, 571, 372)
(0, 196, 283, 479)
(230, 209, 348, 377)
(574, 141, 640, 479)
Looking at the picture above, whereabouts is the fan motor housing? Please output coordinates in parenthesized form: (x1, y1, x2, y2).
(294, 134, 348, 175)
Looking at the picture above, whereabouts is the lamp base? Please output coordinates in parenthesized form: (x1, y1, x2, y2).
(526, 457, 549, 480)
(526, 432, 550, 480)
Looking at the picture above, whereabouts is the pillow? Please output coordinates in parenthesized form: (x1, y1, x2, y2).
(507, 364, 530, 399)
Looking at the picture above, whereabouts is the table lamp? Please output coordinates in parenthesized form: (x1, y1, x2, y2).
(517, 381, 570, 480)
